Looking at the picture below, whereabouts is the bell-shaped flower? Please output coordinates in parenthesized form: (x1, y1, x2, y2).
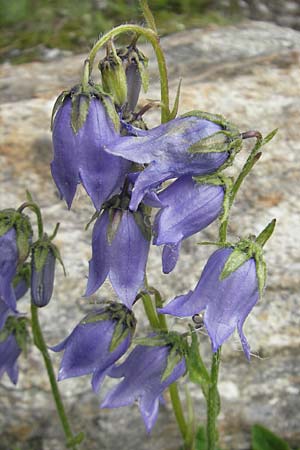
(158, 247, 260, 359)
(153, 175, 225, 273)
(85, 208, 150, 309)
(101, 342, 186, 432)
(51, 304, 136, 392)
(0, 228, 19, 311)
(51, 95, 130, 210)
(0, 332, 21, 385)
(104, 114, 237, 210)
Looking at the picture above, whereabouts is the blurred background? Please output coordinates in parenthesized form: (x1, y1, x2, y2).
(1, 0, 300, 64)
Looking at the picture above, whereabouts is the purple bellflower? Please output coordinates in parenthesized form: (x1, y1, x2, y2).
(31, 248, 56, 308)
(0, 228, 19, 311)
(158, 248, 260, 360)
(85, 208, 150, 309)
(104, 116, 229, 210)
(153, 175, 225, 273)
(51, 96, 130, 210)
(101, 343, 186, 432)
(52, 304, 135, 392)
(0, 332, 21, 385)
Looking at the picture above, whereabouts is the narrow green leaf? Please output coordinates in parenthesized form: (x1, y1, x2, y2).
(187, 332, 210, 399)
(169, 78, 182, 120)
(262, 128, 278, 146)
(252, 424, 291, 450)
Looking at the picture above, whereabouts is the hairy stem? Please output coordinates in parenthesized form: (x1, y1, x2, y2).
(31, 303, 81, 450)
(88, 24, 170, 122)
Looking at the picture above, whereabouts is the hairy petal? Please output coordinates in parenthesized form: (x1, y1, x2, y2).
(0, 334, 21, 384)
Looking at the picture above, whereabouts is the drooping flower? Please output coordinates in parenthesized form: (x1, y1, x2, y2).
(153, 175, 225, 273)
(158, 247, 260, 359)
(0, 228, 19, 311)
(85, 208, 150, 309)
(0, 333, 21, 385)
(104, 113, 240, 210)
(51, 95, 130, 210)
(51, 304, 136, 392)
(101, 342, 186, 432)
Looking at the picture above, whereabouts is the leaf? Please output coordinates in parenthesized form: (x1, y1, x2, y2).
(252, 424, 291, 450)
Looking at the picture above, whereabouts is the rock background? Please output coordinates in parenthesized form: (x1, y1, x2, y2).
(0, 21, 300, 450)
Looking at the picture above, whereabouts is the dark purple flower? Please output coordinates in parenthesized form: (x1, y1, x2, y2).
(101, 344, 186, 432)
(0, 333, 21, 384)
(31, 248, 56, 307)
(158, 248, 259, 359)
(52, 305, 135, 392)
(0, 228, 18, 311)
(85, 209, 150, 309)
(51, 96, 130, 210)
(104, 116, 228, 210)
(153, 175, 225, 272)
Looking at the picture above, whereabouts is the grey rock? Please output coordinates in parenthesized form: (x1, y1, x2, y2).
(0, 21, 300, 450)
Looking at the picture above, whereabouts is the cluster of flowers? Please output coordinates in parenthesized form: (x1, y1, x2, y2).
(0, 41, 269, 432)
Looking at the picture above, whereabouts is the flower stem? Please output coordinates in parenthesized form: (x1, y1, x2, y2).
(207, 349, 221, 450)
(169, 383, 190, 448)
(31, 302, 81, 450)
(17, 202, 44, 239)
(87, 24, 170, 123)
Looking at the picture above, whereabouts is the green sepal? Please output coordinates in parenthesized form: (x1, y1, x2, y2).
(169, 79, 182, 120)
(101, 93, 120, 133)
(50, 242, 66, 276)
(99, 49, 128, 107)
(251, 424, 291, 450)
(220, 247, 251, 281)
(181, 110, 239, 133)
(133, 209, 152, 242)
(81, 312, 111, 325)
(51, 90, 69, 130)
(71, 92, 91, 134)
(193, 174, 233, 188)
(219, 237, 268, 297)
(32, 242, 51, 273)
(135, 51, 149, 93)
(107, 209, 122, 245)
(0, 209, 18, 237)
(255, 219, 276, 247)
(13, 263, 31, 290)
(109, 322, 129, 352)
(161, 346, 183, 382)
(14, 213, 33, 263)
(1, 316, 30, 354)
(186, 330, 210, 400)
(189, 130, 240, 154)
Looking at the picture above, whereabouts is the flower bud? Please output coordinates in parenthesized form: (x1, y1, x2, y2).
(99, 49, 128, 107)
(31, 242, 56, 307)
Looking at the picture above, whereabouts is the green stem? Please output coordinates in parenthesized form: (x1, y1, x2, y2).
(31, 303, 80, 450)
(87, 24, 170, 123)
(18, 202, 44, 239)
(207, 349, 221, 450)
(139, 0, 158, 33)
(220, 133, 262, 239)
(169, 383, 189, 446)
(141, 293, 160, 330)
